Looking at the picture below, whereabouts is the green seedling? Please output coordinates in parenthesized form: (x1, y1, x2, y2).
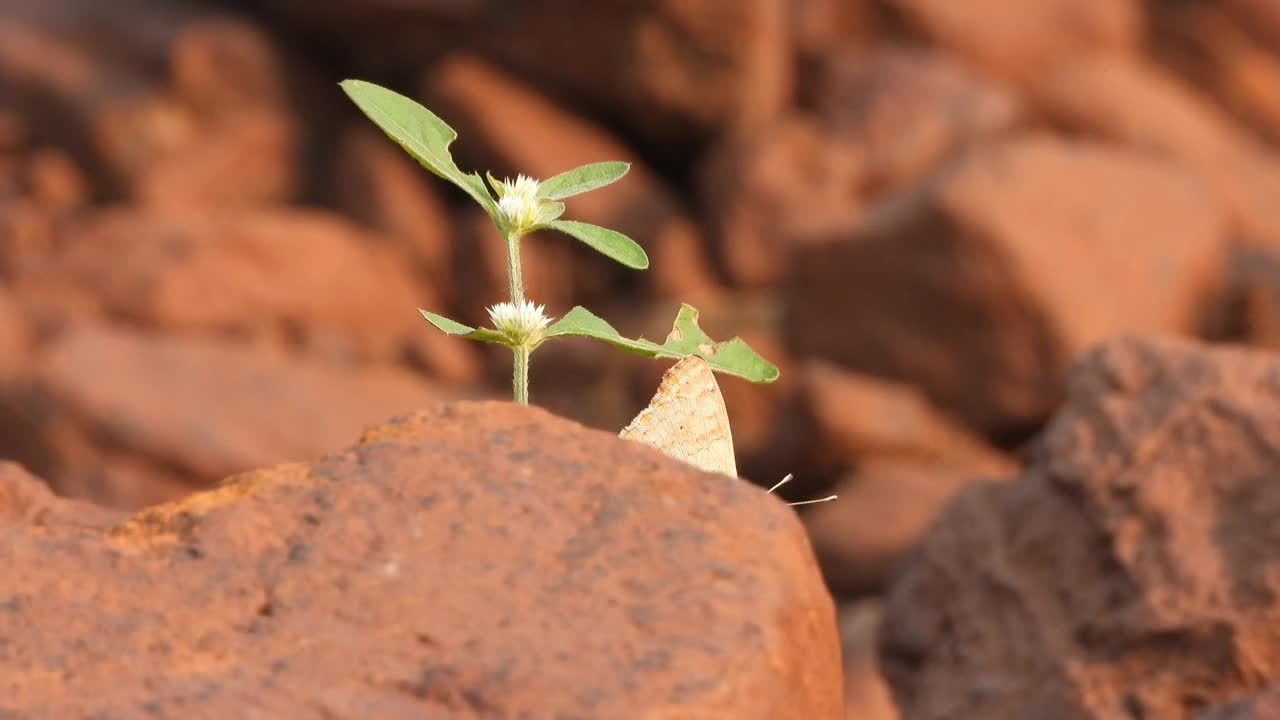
(341, 79, 779, 404)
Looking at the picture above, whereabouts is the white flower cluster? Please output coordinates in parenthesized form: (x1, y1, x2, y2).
(495, 174, 542, 235)
(487, 299, 553, 347)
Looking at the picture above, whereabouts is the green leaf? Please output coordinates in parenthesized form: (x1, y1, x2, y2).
(537, 161, 630, 200)
(549, 220, 648, 270)
(545, 304, 779, 383)
(341, 80, 497, 217)
(485, 171, 507, 198)
(419, 309, 507, 344)
(536, 200, 566, 225)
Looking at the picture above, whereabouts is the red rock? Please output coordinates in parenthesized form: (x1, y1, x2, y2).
(473, 0, 793, 145)
(0, 286, 32, 380)
(1, 402, 843, 718)
(702, 47, 1022, 290)
(0, 461, 123, 529)
(799, 362, 1016, 597)
(800, 361, 1016, 473)
(813, 47, 1023, 194)
(253, 0, 478, 71)
(879, 335, 1280, 720)
(1034, 55, 1280, 251)
(0, 324, 468, 509)
(18, 208, 478, 383)
(839, 601, 900, 720)
(424, 54, 721, 304)
(1202, 246, 1280, 350)
(1225, 0, 1280, 50)
(1154, 4, 1280, 148)
(24, 147, 87, 211)
(784, 134, 1227, 435)
(0, 5, 303, 208)
(789, 0, 874, 61)
(806, 459, 1009, 599)
(1195, 687, 1280, 720)
(699, 114, 865, 289)
(887, 0, 1142, 82)
(332, 124, 457, 306)
(93, 17, 301, 209)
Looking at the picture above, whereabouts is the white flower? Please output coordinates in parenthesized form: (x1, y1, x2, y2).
(487, 299, 553, 347)
(495, 174, 542, 235)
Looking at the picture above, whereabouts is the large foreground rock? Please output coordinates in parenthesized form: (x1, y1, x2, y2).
(2, 402, 843, 718)
(879, 336, 1280, 720)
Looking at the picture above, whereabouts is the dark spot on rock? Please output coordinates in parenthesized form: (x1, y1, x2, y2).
(286, 541, 309, 564)
(310, 488, 333, 509)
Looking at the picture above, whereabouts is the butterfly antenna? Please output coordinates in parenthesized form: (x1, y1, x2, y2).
(767, 473, 794, 494)
(786, 495, 839, 507)
(768, 473, 838, 506)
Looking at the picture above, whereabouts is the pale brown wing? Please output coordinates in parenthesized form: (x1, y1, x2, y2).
(619, 356, 737, 477)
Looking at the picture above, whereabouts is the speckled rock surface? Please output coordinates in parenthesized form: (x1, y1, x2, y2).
(878, 336, 1280, 720)
(2, 402, 842, 719)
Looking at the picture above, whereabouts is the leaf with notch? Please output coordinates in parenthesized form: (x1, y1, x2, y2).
(545, 304, 779, 382)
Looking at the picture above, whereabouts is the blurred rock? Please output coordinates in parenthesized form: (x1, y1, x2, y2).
(15, 208, 478, 383)
(1225, 0, 1280, 51)
(703, 47, 1022, 290)
(254, 0, 481, 72)
(799, 361, 1016, 473)
(813, 46, 1023, 195)
(1195, 686, 1280, 720)
(807, 459, 1010, 599)
(474, 0, 793, 146)
(880, 335, 1280, 720)
(425, 54, 721, 305)
(839, 601, 900, 720)
(0, 323, 468, 510)
(93, 17, 301, 209)
(2, 402, 843, 718)
(1155, 3, 1280, 148)
(0, 460, 123, 529)
(799, 362, 1017, 597)
(0, 287, 32, 380)
(887, 0, 1142, 82)
(0, 4, 303, 208)
(332, 124, 457, 304)
(1035, 55, 1280, 250)
(1202, 247, 1280, 349)
(784, 134, 1227, 436)
(699, 114, 865, 289)
(789, 0, 875, 63)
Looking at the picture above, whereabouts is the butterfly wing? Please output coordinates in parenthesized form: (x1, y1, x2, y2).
(619, 356, 737, 477)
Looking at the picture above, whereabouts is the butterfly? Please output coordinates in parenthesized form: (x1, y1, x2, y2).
(620, 355, 836, 506)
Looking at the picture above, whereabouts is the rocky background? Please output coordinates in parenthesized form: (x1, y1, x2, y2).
(5, 0, 1280, 718)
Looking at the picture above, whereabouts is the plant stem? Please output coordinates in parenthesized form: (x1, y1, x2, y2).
(505, 232, 524, 304)
(504, 230, 530, 404)
(512, 346, 530, 405)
